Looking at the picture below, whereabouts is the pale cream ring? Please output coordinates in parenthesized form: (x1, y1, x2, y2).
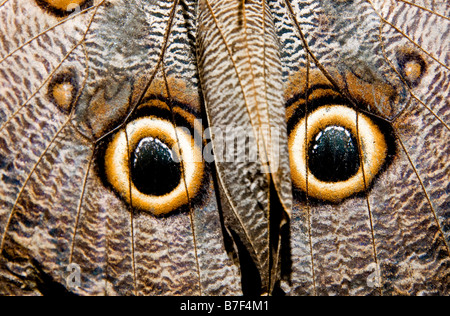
(105, 116, 204, 215)
(289, 105, 387, 202)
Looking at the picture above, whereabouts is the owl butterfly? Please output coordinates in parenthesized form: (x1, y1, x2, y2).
(0, 0, 448, 296)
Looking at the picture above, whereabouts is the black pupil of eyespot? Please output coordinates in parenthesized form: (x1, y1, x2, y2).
(308, 126, 360, 183)
(131, 137, 181, 196)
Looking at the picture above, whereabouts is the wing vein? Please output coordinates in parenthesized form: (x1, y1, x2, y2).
(0, 119, 71, 253)
(0, 0, 9, 9)
(0, 0, 101, 274)
(0, 5, 98, 63)
(0, 41, 82, 134)
(68, 39, 92, 265)
(0, 1, 104, 134)
(394, 0, 450, 21)
(69, 149, 95, 264)
(95, 0, 179, 144)
(377, 23, 450, 130)
(357, 111, 383, 295)
(304, 53, 318, 295)
(162, 60, 203, 295)
(395, 131, 450, 257)
(368, 0, 449, 71)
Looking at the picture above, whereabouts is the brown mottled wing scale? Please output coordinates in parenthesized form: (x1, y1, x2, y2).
(0, 0, 241, 295)
(278, 0, 449, 295)
(0, 0, 449, 296)
(196, 0, 293, 294)
(0, 0, 96, 295)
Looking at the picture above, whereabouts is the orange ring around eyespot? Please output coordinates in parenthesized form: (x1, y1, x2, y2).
(104, 116, 204, 215)
(42, 0, 86, 11)
(289, 105, 387, 202)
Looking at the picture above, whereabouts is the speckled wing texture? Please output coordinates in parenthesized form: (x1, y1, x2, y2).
(276, 0, 449, 295)
(196, 0, 293, 294)
(0, 0, 241, 295)
(0, 0, 448, 296)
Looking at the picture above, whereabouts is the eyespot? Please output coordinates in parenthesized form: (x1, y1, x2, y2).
(48, 69, 78, 113)
(104, 116, 204, 216)
(289, 105, 388, 202)
(35, 0, 93, 17)
(396, 48, 427, 87)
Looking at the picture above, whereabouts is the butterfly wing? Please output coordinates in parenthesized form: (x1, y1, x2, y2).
(196, 0, 293, 294)
(280, 0, 449, 295)
(0, 0, 448, 296)
(0, 0, 241, 295)
(0, 0, 98, 294)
